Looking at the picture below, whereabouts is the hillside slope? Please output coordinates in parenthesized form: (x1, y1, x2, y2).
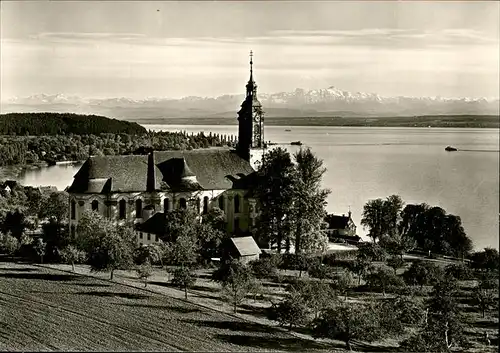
(0, 112, 147, 135)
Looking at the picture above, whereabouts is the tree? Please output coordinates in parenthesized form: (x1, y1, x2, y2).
(267, 292, 310, 330)
(471, 282, 498, 318)
(77, 210, 136, 279)
(444, 263, 473, 280)
(380, 295, 426, 327)
(361, 195, 403, 242)
(202, 207, 226, 231)
(215, 260, 257, 313)
(134, 244, 163, 266)
(332, 270, 355, 299)
(195, 223, 226, 264)
(403, 260, 443, 289)
(38, 191, 69, 225)
(42, 219, 70, 263)
(33, 238, 46, 263)
(288, 279, 336, 319)
(312, 302, 382, 351)
(379, 233, 416, 260)
(365, 265, 403, 296)
(2, 210, 29, 240)
(350, 256, 371, 285)
(470, 247, 499, 273)
(136, 260, 153, 287)
(405, 206, 473, 258)
(249, 257, 279, 279)
(291, 148, 330, 254)
(254, 148, 296, 252)
(0, 232, 20, 260)
(421, 277, 466, 351)
(307, 262, 335, 281)
(386, 255, 405, 274)
(59, 245, 86, 272)
(171, 266, 196, 298)
(357, 242, 387, 262)
(361, 198, 385, 243)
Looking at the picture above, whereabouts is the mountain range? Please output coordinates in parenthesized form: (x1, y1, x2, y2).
(2, 87, 499, 120)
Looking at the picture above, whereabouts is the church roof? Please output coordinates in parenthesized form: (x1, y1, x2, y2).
(68, 148, 256, 194)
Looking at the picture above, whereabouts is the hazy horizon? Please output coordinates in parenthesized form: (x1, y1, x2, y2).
(1, 1, 499, 100)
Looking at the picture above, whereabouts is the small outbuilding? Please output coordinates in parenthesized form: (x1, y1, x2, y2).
(222, 236, 261, 264)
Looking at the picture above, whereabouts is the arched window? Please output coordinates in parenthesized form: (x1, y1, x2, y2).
(135, 199, 143, 218)
(234, 194, 240, 213)
(163, 198, 170, 213)
(196, 197, 201, 212)
(91, 200, 99, 212)
(179, 198, 187, 209)
(119, 199, 126, 219)
(70, 200, 76, 220)
(70, 225, 76, 237)
(218, 195, 224, 210)
(203, 196, 209, 214)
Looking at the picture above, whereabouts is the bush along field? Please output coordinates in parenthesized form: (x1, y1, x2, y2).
(0, 147, 498, 352)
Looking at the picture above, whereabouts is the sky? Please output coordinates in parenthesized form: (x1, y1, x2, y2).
(1, 1, 499, 100)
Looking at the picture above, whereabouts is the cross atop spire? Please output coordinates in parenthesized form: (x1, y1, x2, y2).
(246, 50, 257, 97)
(250, 50, 253, 73)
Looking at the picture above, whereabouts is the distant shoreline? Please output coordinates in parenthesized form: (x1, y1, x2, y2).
(131, 115, 500, 129)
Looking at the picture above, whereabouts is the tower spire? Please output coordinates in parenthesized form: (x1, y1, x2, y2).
(246, 50, 257, 97)
(249, 50, 253, 81)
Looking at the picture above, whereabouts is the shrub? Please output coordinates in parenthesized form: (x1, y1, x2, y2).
(444, 263, 473, 280)
(403, 260, 443, 289)
(136, 261, 153, 288)
(279, 253, 317, 273)
(365, 265, 404, 296)
(267, 292, 310, 330)
(307, 263, 336, 280)
(171, 266, 196, 299)
(249, 257, 278, 279)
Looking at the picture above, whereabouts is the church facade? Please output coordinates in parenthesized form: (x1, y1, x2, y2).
(67, 53, 266, 245)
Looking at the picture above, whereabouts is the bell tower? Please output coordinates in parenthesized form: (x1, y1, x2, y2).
(237, 51, 265, 170)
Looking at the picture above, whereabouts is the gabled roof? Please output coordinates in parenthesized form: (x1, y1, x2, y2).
(68, 148, 256, 194)
(230, 236, 261, 257)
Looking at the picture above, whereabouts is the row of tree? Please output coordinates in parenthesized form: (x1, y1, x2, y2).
(0, 112, 146, 135)
(0, 130, 237, 167)
(361, 195, 474, 258)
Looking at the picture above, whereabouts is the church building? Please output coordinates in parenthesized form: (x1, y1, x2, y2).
(67, 52, 266, 244)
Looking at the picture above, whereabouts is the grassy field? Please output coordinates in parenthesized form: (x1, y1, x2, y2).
(0, 260, 497, 352)
(0, 262, 333, 352)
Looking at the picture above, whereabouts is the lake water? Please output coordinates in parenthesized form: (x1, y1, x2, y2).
(14, 125, 500, 250)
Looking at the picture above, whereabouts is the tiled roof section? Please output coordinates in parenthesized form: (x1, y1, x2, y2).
(231, 236, 261, 257)
(86, 178, 111, 194)
(68, 148, 255, 193)
(135, 213, 165, 235)
(325, 214, 350, 230)
(68, 155, 161, 193)
(154, 149, 255, 190)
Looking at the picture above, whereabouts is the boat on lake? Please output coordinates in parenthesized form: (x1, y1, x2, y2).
(291, 141, 303, 146)
(284, 129, 292, 132)
(445, 146, 458, 152)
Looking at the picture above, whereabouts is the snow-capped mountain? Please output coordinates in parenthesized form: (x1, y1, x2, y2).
(2, 87, 499, 118)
